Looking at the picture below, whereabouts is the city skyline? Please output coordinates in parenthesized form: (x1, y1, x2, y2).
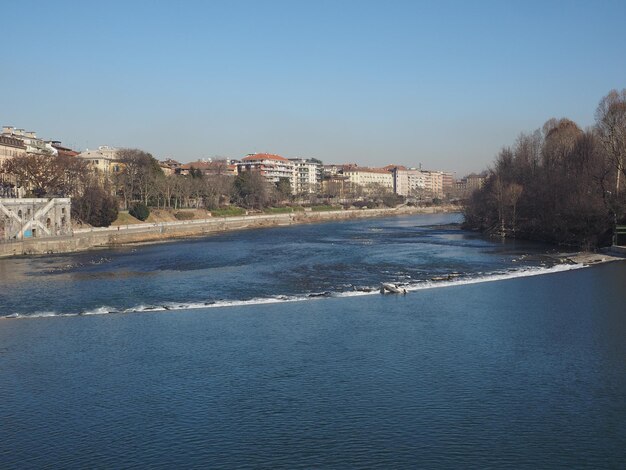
(2, 0, 625, 175)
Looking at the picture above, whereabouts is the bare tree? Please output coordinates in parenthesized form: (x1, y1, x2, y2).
(595, 89, 626, 194)
(116, 148, 163, 208)
(2, 151, 89, 197)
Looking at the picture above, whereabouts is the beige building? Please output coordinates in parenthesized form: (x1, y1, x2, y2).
(390, 167, 446, 198)
(1, 126, 54, 155)
(0, 134, 28, 196)
(78, 146, 122, 178)
(343, 167, 394, 193)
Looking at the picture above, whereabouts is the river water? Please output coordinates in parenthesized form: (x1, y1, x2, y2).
(1, 213, 625, 468)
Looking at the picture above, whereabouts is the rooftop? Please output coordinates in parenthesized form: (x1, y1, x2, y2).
(242, 153, 289, 162)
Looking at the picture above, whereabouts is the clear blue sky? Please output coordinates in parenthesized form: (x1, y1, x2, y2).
(2, 0, 625, 175)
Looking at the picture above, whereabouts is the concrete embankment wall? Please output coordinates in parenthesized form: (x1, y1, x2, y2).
(0, 206, 458, 258)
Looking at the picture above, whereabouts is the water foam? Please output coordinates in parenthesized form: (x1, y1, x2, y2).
(2, 263, 586, 319)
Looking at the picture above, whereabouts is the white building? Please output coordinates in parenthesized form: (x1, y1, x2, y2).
(289, 158, 322, 194)
(1, 126, 56, 155)
(237, 153, 296, 190)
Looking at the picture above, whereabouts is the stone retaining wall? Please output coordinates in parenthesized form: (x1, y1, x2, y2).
(0, 206, 457, 258)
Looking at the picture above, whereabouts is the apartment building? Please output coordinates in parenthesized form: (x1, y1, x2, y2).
(1, 126, 55, 155)
(179, 160, 238, 177)
(343, 167, 394, 193)
(0, 135, 27, 194)
(77, 146, 122, 176)
(237, 153, 296, 190)
(390, 167, 447, 198)
(289, 158, 322, 194)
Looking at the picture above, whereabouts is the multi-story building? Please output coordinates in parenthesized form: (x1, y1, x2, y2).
(321, 174, 350, 199)
(290, 158, 322, 195)
(390, 166, 447, 198)
(0, 134, 27, 195)
(343, 167, 394, 193)
(77, 146, 122, 177)
(323, 163, 357, 177)
(423, 170, 444, 198)
(159, 158, 182, 175)
(442, 172, 454, 193)
(1, 127, 55, 155)
(465, 173, 486, 191)
(179, 160, 238, 177)
(237, 153, 295, 190)
(0, 134, 27, 165)
(48, 141, 79, 158)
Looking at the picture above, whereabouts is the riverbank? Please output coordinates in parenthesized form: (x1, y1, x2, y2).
(0, 205, 457, 258)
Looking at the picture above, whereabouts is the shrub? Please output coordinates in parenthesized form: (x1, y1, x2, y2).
(382, 194, 405, 207)
(174, 211, 195, 220)
(129, 202, 150, 221)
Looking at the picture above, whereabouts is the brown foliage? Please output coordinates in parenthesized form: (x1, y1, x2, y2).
(464, 111, 619, 248)
(2, 152, 89, 197)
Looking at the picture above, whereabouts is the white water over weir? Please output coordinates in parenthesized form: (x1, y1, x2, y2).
(3, 263, 586, 319)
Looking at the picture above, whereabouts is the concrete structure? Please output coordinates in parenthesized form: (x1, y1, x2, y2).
(0, 198, 71, 240)
(237, 153, 296, 190)
(0, 205, 456, 258)
(290, 158, 322, 194)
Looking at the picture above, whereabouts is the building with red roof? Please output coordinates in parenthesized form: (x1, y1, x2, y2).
(237, 153, 295, 190)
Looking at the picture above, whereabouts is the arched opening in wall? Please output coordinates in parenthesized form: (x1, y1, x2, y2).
(61, 217, 66, 227)
(61, 207, 66, 214)
(17, 210, 22, 219)
(46, 218, 51, 229)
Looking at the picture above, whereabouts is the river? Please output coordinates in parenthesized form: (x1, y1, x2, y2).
(1, 213, 625, 468)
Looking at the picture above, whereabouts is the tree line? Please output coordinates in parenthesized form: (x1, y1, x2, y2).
(463, 89, 626, 248)
(2, 148, 353, 226)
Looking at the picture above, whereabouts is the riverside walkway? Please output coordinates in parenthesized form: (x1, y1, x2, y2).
(1, 206, 451, 258)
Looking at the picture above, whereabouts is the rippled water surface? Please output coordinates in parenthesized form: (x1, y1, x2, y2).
(1, 213, 625, 468)
(0, 213, 582, 318)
